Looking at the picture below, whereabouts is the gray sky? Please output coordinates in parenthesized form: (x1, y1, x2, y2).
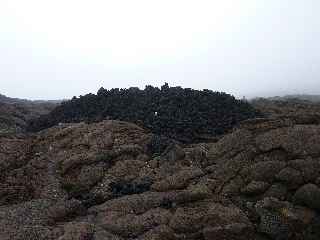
(0, 0, 319, 100)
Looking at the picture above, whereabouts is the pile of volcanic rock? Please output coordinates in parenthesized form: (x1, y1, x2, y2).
(27, 84, 260, 143)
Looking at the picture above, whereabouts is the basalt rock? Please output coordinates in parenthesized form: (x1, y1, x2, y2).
(28, 84, 260, 143)
(1, 114, 320, 239)
(206, 115, 320, 239)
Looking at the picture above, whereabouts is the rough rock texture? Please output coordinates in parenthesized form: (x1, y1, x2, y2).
(207, 115, 320, 239)
(1, 115, 320, 239)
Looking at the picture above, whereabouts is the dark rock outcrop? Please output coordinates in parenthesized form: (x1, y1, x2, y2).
(28, 84, 260, 143)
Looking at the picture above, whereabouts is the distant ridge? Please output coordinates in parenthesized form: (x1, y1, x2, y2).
(0, 93, 62, 105)
(0, 94, 59, 134)
(267, 94, 320, 103)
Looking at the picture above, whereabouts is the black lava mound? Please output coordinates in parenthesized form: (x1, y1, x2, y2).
(28, 84, 260, 142)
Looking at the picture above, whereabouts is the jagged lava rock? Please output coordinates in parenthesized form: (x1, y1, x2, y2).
(1, 114, 320, 239)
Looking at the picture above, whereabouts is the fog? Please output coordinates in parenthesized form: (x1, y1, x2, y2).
(0, 0, 319, 100)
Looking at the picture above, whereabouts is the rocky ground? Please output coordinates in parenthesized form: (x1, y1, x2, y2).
(1, 110, 320, 239)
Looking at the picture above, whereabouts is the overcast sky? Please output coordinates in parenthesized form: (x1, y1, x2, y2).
(0, 0, 319, 100)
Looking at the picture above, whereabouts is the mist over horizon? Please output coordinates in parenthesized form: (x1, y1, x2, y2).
(1, 83, 320, 102)
(1, 0, 319, 100)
